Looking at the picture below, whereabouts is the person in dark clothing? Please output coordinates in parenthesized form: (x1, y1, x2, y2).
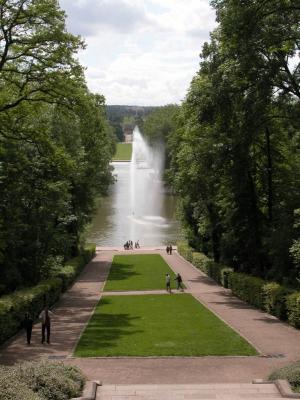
(175, 273, 183, 291)
(39, 306, 54, 344)
(24, 312, 33, 345)
(169, 244, 173, 255)
(166, 273, 171, 293)
(166, 245, 170, 254)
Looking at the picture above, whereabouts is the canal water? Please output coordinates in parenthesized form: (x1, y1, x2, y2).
(86, 162, 181, 247)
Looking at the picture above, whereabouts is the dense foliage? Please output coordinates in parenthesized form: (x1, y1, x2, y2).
(142, 104, 180, 170)
(0, 360, 85, 400)
(0, 0, 115, 293)
(168, 0, 300, 284)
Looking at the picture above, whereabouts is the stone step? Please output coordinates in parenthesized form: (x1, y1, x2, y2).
(96, 383, 283, 399)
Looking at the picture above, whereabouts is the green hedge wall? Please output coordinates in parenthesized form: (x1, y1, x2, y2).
(0, 245, 96, 345)
(177, 241, 193, 262)
(177, 240, 300, 329)
(287, 292, 300, 328)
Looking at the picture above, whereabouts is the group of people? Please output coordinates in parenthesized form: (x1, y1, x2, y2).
(124, 240, 140, 250)
(23, 306, 54, 345)
(166, 244, 173, 254)
(165, 272, 183, 293)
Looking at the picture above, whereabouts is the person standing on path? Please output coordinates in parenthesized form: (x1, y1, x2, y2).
(174, 273, 183, 291)
(24, 312, 33, 345)
(169, 244, 173, 255)
(39, 306, 54, 344)
(165, 273, 171, 293)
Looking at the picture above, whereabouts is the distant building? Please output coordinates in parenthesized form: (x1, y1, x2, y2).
(123, 124, 134, 143)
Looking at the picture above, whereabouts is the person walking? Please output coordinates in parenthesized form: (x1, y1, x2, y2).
(166, 245, 170, 254)
(169, 244, 173, 255)
(39, 306, 54, 344)
(175, 273, 184, 291)
(165, 273, 171, 293)
(24, 312, 33, 345)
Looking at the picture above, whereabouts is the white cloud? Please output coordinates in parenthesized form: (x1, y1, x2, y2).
(59, 0, 217, 105)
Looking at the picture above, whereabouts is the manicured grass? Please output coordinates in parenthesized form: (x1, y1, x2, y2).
(104, 254, 180, 291)
(74, 294, 258, 357)
(113, 143, 132, 161)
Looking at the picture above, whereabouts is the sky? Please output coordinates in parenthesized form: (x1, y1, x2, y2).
(59, 0, 217, 106)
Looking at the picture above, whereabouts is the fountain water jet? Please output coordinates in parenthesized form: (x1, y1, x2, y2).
(129, 126, 166, 242)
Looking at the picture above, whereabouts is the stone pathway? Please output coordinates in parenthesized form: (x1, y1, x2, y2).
(1, 248, 300, 389)
(97, 383, 282, 400)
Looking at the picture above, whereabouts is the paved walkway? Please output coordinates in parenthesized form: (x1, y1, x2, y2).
(1, 249, 300, 387)
(97, 383, 282, 400)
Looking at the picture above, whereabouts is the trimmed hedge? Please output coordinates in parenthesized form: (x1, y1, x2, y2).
(177, 241, 193, 262)
(177, 240, 300, 329)
(178, 244, 233, 288)
(0, 245, 96, 345)
(287, 292, 300, 328)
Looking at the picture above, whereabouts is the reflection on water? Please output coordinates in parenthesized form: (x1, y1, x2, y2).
(86, 162, 181, 246)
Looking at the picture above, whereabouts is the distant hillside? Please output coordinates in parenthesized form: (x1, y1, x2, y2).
(106, 105, 158, 141)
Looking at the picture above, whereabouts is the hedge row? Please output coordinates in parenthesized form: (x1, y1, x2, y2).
(0, 245, 96, 345)
(177, 241, 300, 329)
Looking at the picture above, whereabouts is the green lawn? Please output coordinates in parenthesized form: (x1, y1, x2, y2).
(113, 143, 132, 161)
(103, 254, 180, 291)
(74, 294, 258, 357)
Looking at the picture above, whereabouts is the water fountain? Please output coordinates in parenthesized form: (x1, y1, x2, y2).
(129, 126, 168, 242)
(86, 126, 180, 246)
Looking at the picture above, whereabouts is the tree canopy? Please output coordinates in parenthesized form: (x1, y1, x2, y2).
(145, 0, 300, 284)
(0, 0, 115, 293)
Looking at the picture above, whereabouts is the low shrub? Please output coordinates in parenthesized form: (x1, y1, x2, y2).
(269, 360, 300, 392)
(228, 272, 265, 309)
(177, 241, 193, 262)
(0, 366, 40, 400)
(263, 283, 293, 320)
(192, 252, 233, 288)
(286, 292, 300, 328)
(0, 245, 95, 345)
(82, 244, 96, 264)
(192, 252, 210, 273)
(0, 361, 85, 400)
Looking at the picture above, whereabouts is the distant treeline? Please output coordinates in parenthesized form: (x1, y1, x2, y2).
(106, 105, 157, 141)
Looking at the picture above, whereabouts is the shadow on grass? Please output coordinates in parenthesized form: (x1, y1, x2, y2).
(106, 262, 140, 281)
(76, 298, 143, 353)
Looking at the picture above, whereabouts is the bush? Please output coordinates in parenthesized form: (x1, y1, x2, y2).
(192, 252, 210, 273)
(177, 241, 193, 262)
(287, 292, 300, 328)
(0, 245, 95, 345)
(263, 283, 293, 320)
(191, 252, 233, 288)
(0, 367, 40, 400)
(228, 272, 265, 309)
(269, 360, 300, 392)
(0, 361, 85, 400)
